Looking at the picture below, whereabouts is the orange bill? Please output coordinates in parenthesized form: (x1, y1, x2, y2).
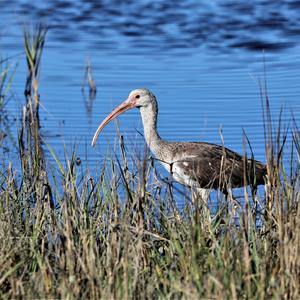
(91, 98, 137, 146)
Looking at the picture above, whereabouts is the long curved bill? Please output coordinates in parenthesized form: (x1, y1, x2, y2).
(91, 99, 136, 146)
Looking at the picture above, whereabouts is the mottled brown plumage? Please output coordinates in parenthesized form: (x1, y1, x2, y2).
(92, 88, 266, 194)
(164, 141, 266, 190)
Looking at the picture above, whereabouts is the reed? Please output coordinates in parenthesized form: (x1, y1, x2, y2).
(0, 28, 299, 299)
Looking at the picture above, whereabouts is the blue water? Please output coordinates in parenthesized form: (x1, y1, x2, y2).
(0, 0, 299, 205)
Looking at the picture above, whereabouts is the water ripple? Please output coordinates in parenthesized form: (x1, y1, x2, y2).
(3, 0, 300, 54)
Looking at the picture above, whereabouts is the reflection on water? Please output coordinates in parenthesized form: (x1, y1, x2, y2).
(81, 57, 97, 122)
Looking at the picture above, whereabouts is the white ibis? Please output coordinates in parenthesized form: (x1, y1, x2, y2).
(92, 88, 266, 197)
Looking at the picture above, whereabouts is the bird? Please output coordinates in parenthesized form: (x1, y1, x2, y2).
(92, 88, 266, 198)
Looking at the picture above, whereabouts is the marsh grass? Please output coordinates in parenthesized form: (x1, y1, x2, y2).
(0, 27, 299, 299)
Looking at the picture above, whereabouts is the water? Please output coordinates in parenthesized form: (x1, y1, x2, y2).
(0, 0, 299, 202)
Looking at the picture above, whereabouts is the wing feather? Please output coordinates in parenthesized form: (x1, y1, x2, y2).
(170, 142, 265, 189)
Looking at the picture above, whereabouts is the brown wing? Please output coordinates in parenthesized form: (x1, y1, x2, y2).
(171, 142, 266, 190)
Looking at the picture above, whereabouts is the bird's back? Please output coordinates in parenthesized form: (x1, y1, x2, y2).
(160, 141, 266, 190)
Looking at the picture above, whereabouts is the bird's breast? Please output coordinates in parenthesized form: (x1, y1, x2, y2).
(159, 159, 199, 188)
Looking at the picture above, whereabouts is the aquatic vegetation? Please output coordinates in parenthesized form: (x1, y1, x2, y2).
(0, 27, 299, 299)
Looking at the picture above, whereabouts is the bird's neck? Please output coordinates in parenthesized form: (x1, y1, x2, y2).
(139, 102, 162, 153)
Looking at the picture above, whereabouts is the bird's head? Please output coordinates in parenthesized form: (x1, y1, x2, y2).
(129, 88, 154, 108)
(91, 88, 155, 146)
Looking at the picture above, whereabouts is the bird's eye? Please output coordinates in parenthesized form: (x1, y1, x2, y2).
(135, 95, 140, 99)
